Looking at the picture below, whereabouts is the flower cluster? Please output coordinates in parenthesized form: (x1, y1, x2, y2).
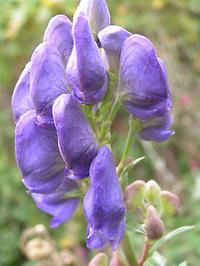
(12, 0, 173, 250)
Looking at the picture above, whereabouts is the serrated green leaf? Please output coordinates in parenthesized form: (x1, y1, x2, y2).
(150, 225, 195, 254)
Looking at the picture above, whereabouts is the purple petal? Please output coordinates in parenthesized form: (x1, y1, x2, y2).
(66, 13, 107, 104)
(43, 15, 73, 66)
(83, 146, 125, 250)
(118, 34, 171, 120)
(53, 94, 98, 178)
(11, 62, 34, 123)
(139, 113, 174, 142)
(32, 176, 79, 228)
(30, 42, 67, 126)
(98, 25, 131, 74)
(74, 0, 110, 34)
(15, 111, 65, 193)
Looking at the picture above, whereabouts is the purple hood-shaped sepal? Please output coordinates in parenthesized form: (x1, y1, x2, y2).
(30, 42, 68, 127)
(98, 25, 131, 74)
(118, 34, 171, 120)
(74, 0, 110, 34)
(15, 110, 65, 194)
(11, 62, 34, 123)
(32, 175, 79, 228)
(43, 15, 73, 66)
(66, 13, 107, 104)
(53, 94, 98, 178)
(118, 34, 173, 142)
(83, 146, 125, 250)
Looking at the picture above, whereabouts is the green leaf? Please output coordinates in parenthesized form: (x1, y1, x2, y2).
(150, 225, 195, 254)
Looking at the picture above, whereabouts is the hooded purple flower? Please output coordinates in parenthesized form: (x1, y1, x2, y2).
(43, 14, 73, 66)
(118, 34, 173, 142)
(83, 146, 125, 250)
(53, 94, 98, 178)
(30, 42, 68, 126)
(74, 0, 110, 35)
(66, 13, 107, 104)
(98, 25, 131, 74)
(15, 110, 79, 227)
(11, 62, 34, 123)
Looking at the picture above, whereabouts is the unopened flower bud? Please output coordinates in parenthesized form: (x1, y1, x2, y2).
(160, 190, 181, 216)
(25, 238, 53, 260)
(74, 0, 110, 35)
(88, 253, 108, 266)
(144, 180, 161, 205)
(109, 251, 123, 266)
(124, 180, 146, 208)
(145, 205, 165, 240)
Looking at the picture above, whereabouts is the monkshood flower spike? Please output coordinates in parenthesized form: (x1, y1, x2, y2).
(118, 34, 174, 142)
(74, 0, 110, 35)
(66, 12, 107, 104)
(83, 146, 125, 250)
(12, 0, 179, 263)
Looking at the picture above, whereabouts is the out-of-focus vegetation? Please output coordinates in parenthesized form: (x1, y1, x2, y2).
(0, 0, 200, 265)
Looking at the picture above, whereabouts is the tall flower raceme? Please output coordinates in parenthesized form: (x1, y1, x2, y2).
(11, 1, 187, 265)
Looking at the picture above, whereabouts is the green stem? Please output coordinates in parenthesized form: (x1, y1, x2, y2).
(121, 231, 138, 266)
(99, 97, 121, 142)
(117, 117, 137, 175)
(108, 96, 121, 122)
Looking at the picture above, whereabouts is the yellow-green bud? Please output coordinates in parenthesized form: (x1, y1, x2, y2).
(160, 190, 181, 216)
(145, 205, 165, 240)
(144, 180, 161, 205)
(124, 180, 146, 208)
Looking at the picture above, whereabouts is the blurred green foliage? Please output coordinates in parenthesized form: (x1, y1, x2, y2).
(0, 0, 200, 265)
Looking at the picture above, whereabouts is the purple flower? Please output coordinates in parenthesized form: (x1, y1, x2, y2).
(32, 175, 79, 228)
(11, 62, 34, 123)
(43, 14, 73, 66)
(15, 110, 79, 227)
(98, 25, 131, 74)
(53, 94, 98, 178)
(66, 13, 107, 104)
(74, 0, 110, 34)
(118, 34, 173, 142)
(30, 42, 68, 126)
(83, 146, 125, 250)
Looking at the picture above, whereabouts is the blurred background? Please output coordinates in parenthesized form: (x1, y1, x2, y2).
(0, 0, 200, 265)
